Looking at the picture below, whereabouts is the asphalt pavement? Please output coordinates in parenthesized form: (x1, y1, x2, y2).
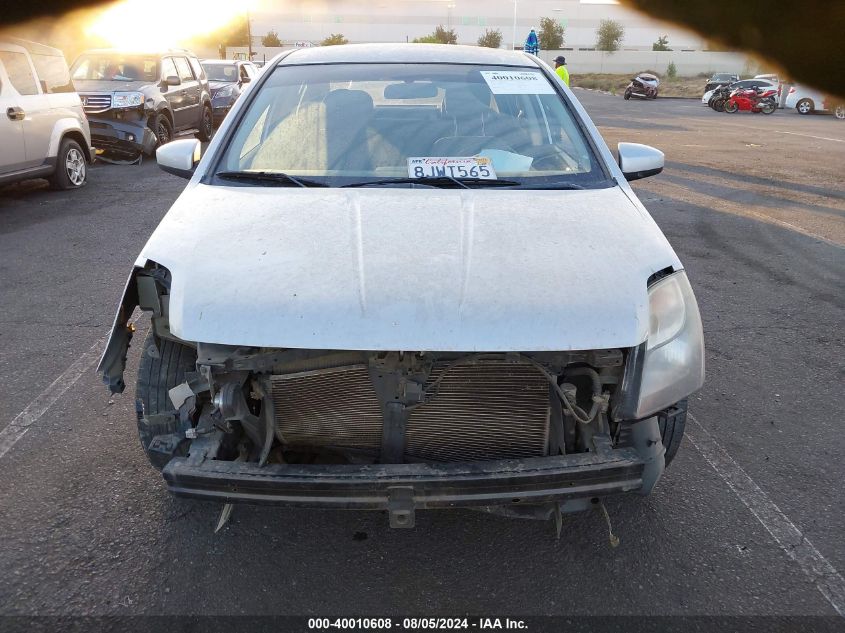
(0, 93, 843, 628)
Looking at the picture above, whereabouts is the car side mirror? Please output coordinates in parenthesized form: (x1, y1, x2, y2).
(164, 75, 181, 87)
(617, 142, 664, 181)
(157, 138, 201, 179)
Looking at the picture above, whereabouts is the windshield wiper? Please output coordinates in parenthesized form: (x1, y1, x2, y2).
(517, 182, 586, 190)
(343, 176, 521, 189)
(215, 171, 327, 188)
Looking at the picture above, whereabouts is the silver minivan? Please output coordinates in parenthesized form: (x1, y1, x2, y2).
(0, 37, 93, 189)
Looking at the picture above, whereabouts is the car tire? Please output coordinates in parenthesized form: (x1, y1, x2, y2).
(48, 138, 87, 190)
(658, 399, 687, 467)
(835, 105, 845, 120)
(796, 98, 814, 115)
(135, 329, 197, 470)
(152, 113, 173, 150)
(196, 105, 214, 142)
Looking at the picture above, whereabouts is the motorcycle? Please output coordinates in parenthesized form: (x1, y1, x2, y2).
(624, 73, 660, 100)
(708, 85, 733, 112)
(724, 86, 778, 114)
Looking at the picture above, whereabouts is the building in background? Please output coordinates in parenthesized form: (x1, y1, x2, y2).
(249, 0, 710, 51)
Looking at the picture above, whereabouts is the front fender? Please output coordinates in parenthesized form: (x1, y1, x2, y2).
(97, 265, 142, 394)
(48, 117, 93, 162)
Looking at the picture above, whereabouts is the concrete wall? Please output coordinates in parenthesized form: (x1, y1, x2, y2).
(538, 50, 751, 76)
(249, 0, 709, 50)
(224, 46, 752, 78)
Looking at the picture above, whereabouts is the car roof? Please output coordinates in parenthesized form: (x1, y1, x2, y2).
(80, 48, 197, 57)
(201, 59, 246, 65)
(278, 43, 537, 67)
(0, 36, 64, 57)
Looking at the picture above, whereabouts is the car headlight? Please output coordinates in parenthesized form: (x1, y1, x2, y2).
(635, 271, 705, 418)
(215, 84, 237, 99)
(112, 92, 144, 108)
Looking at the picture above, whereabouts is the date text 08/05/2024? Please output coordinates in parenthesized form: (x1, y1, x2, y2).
(307, 617, 529, 629)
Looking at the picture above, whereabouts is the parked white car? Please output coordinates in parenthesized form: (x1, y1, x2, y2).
(0, 37, 92, 188)
(99, 44, 705, 528)
(786, 84, 844, 118)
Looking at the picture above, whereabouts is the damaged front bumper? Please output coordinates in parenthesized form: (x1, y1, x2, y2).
(88, 117, 157, 156)
(162, 421, 665, 527)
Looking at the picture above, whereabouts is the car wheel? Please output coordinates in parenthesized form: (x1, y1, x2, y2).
(196, 105, 214, 142)
(48, 138, 87, 190)
(835, 105, 845, 120)
(153, 113, 173, 149)
(135, 329, 197, 470)
(796, 98, 814, 115)
(658, 399, 687, 467)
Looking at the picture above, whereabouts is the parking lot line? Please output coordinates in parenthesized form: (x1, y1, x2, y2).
(0, 316, 139, 460)
(687, 413, 845, 617)
(773, 130, 845, 143)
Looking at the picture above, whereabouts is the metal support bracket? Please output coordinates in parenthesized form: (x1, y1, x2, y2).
(387, 487, 415, 528)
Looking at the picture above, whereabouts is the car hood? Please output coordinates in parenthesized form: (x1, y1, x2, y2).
(139, 185, 681, 351)
(209, 80, 236, 91)
(74, 79, 150, 93)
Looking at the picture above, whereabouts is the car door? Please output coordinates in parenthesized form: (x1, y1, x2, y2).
(0, 46, 50, 170)
(173, 56, 200, 130)
(160, 56, 186, 128)
(0, 49, 27, 174)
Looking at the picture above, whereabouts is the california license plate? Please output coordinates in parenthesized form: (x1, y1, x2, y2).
(407, 157, 497, 180)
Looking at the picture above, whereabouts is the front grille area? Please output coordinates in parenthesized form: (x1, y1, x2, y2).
(406, 362, 549, 462)
(270, 361, 550, 462)
(271, 365, 383, 450)
(80, 93, 112, 114)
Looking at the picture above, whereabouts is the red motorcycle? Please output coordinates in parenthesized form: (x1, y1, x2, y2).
(724, 86, 778, 114)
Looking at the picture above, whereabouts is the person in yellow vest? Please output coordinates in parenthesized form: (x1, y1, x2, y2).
(554, 55, 570, 86)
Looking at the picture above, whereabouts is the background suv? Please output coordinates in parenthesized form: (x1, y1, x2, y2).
(200, 59, 257, 125)
(0, 37, 92, 189)
(71, 48, 213, 157)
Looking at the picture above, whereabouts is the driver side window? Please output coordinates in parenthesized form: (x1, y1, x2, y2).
(161, 57, 178, 81)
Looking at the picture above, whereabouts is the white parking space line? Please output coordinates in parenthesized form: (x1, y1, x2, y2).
(687, 413, 845, 617)
(0, 316, 138, 460)
(772, 130, 845, 143)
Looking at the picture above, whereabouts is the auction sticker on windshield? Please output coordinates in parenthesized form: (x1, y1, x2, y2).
(480, 70, 556, 95)
(407, 157, 497, 179)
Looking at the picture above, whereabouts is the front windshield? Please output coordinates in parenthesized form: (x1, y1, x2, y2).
(217, 63, 609, 188)
(203, 63, 238, 82)
(71, 54, 158, 82)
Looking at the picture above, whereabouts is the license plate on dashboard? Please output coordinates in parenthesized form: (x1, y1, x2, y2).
(407, 157, 497, 180)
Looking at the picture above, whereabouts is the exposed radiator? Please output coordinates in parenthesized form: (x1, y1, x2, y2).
(407, 362, 549, 462)
(270, 361, 550, 462)
(271, 365, 383, 450)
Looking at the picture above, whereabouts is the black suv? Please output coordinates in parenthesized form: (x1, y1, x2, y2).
(70, 48, 213, 157)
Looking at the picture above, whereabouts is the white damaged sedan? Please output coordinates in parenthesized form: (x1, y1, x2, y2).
(99, 44, 704, 529)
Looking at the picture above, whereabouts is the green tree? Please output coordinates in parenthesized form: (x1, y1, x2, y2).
(666, 61, 678, 78)
(652, 35, 670, 51)
(262, 30, 282, 47)
(477, 28, 503, 48)
(538, 17, 565, 50)
(413, 25, 458, 44)
(595, 19, 624, 52)
(321, 33, 349, 46)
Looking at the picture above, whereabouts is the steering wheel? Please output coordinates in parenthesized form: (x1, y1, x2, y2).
(530, 146, 579, 171)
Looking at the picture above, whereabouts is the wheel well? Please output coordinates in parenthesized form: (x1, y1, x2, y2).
(62, 130, 91, 162)
(798, 98, 815, 109)
(157, 108, 174, 127)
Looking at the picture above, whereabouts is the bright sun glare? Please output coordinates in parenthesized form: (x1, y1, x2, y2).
(85, 0, 258, 50)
